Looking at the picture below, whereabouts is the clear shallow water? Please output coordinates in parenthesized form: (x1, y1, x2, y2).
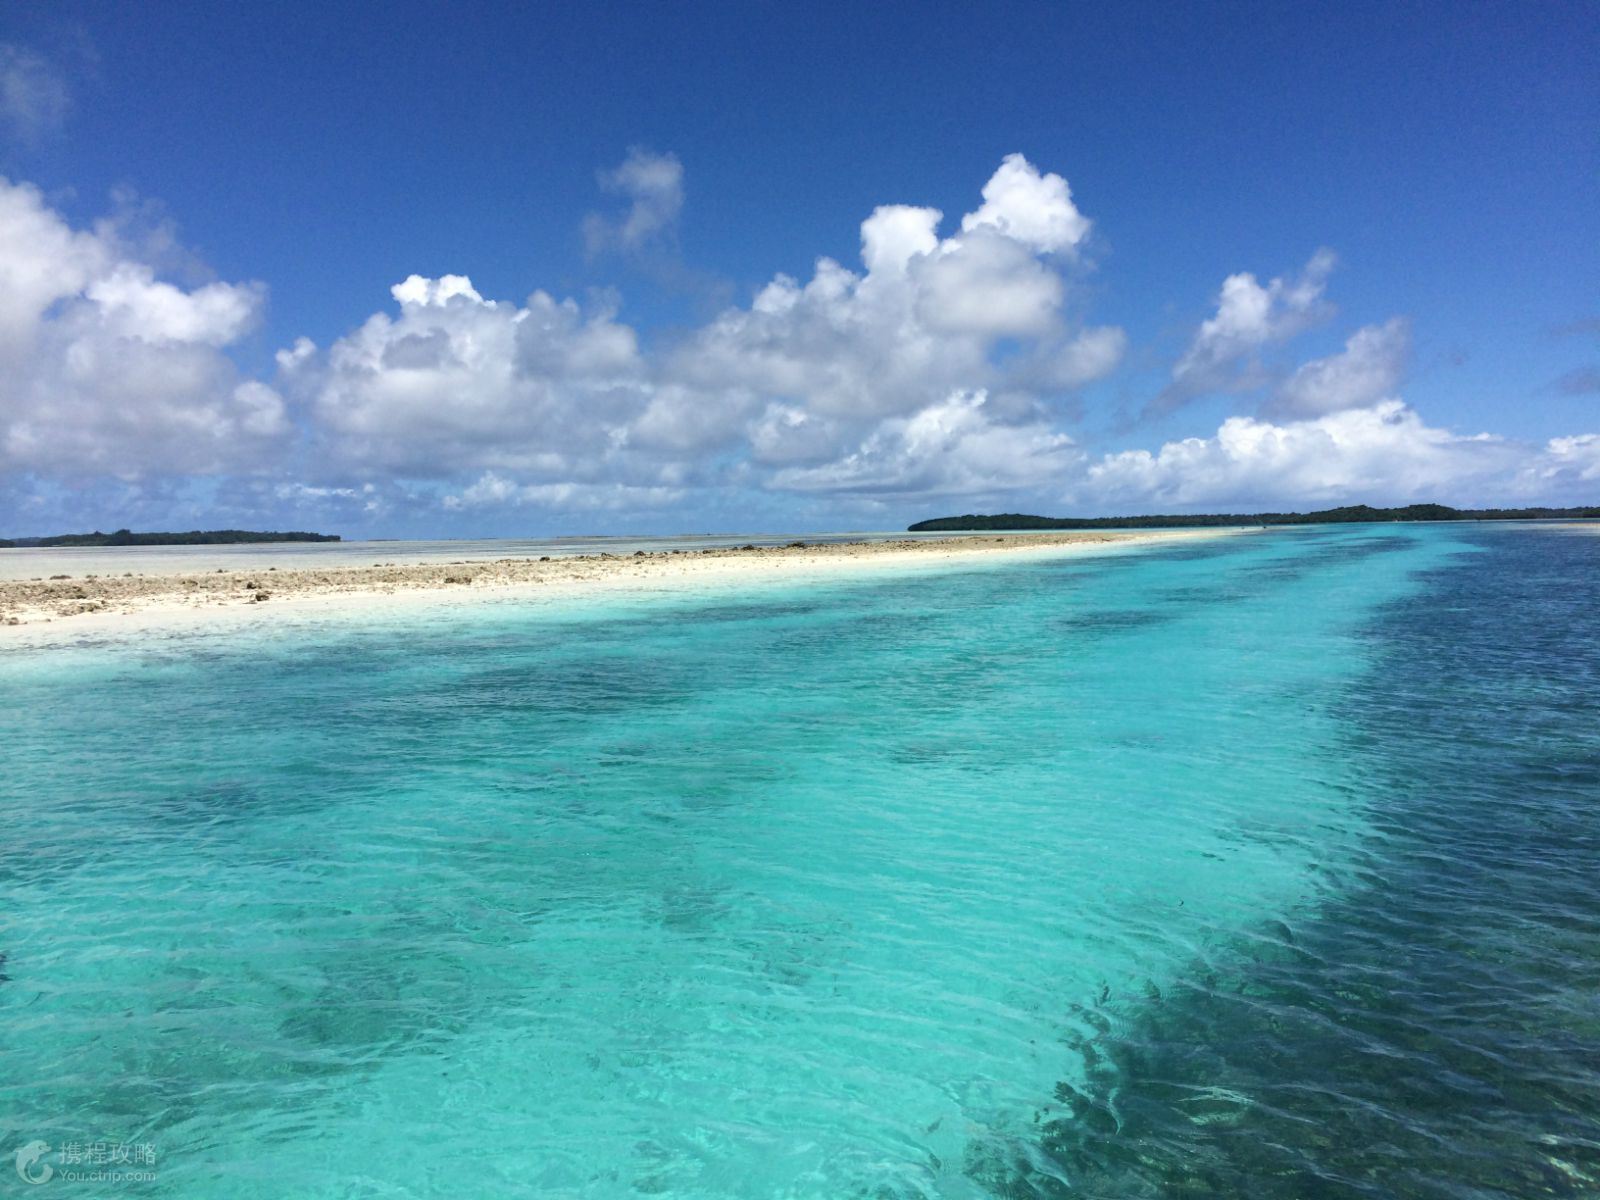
(2, 526, 1596, 1197)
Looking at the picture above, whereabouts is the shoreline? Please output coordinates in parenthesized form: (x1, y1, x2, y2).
(0, 528, 1250, 645)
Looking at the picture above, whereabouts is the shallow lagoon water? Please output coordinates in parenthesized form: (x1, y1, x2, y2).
(3, 526, 1596, 1197)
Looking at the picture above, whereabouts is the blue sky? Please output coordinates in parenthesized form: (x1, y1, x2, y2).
(1, 1, 1595, 536)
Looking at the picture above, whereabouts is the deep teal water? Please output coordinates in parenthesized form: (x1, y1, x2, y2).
(2, 526, 1596, 1197)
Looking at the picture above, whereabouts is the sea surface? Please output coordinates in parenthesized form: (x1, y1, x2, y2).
(2, 524, 1596, 1198)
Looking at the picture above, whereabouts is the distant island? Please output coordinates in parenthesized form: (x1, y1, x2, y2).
(909, 503, 1600, 532)
(0, 528, 341, 549)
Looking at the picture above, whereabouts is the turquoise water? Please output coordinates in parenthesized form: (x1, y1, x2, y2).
(3, 526, 1597, 1197)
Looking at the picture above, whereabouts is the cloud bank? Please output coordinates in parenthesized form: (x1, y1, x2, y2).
(1, 156, 1595, 533)
(274, 153, 1123, 514)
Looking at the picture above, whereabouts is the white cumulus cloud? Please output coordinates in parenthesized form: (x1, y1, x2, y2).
(289, 154, 1122, 510)
(291, 279, 647, 479)
(1155, 250, 1336, 413)
(1083, 400, 1521, 509)
(660, 153, 1118, 438)
(770, 391, 1080, 498)
(6, 153, 1597, 531)
(959, 152, 1092, 254)
(0, 178, 288, 481)
(1529, 434, 1600, 486)
(1270, 317, 1410, 417)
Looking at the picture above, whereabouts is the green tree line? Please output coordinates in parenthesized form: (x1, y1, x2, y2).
(0, 528, 341, 548)
(908, 503, 1600, 532)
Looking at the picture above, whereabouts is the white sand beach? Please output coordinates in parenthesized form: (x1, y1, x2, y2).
(0, 529, 1249, 643)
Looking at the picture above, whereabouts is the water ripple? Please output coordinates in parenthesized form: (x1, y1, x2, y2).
(3, 527, 1594, 1196)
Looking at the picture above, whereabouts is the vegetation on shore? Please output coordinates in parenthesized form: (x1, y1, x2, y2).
(0, 529, 341, 548)
(908, 503, 1600, 532)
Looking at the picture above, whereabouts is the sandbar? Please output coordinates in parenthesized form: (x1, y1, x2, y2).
(0, 528, 1250, 644)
